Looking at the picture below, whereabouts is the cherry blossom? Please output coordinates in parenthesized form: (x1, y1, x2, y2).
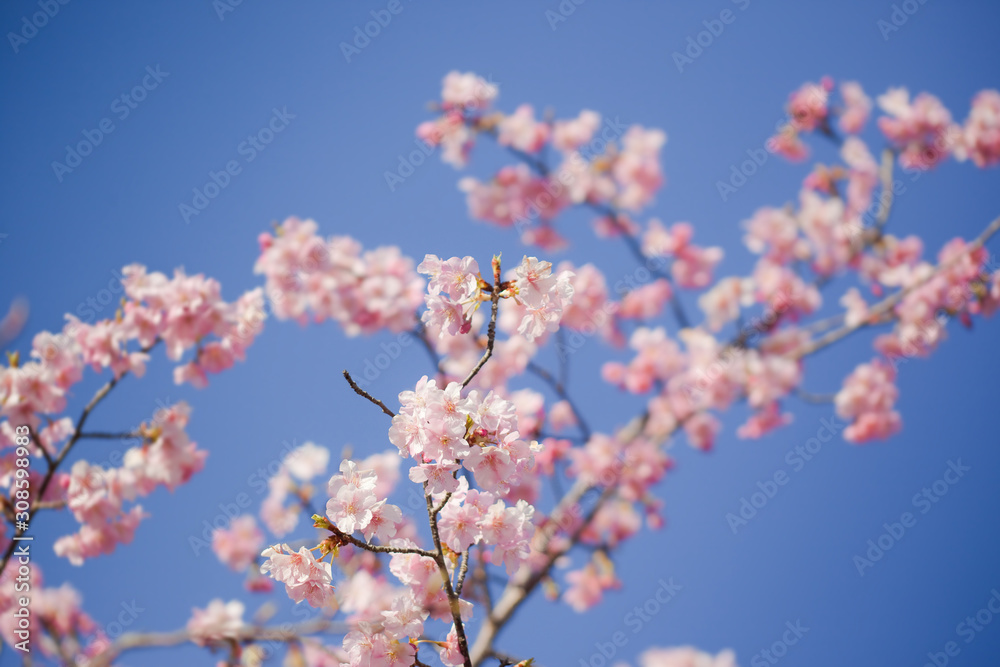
(212, 515, 265, 572)
(259, 544, 335, 608)
(187, 599, 245, 646)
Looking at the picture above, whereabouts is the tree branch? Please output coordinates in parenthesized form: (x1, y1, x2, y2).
(342, 370, 397, 418)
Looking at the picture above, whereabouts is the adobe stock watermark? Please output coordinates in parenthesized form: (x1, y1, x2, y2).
(877, 0, 933, 41)
(350, 331, 419, 387)
(7, 0, 71, 54)
(577, 577, 683, 667)
(921, 588, 1000, 667)
(725, 414, 843, 534)
(51, 65, 170, 183)
(545, 0, 588, 31)
(672, 0, 752, 74)
(178, 107, 295, 224)
(384, 138, 436, 191)
(748, 620, 809, 666)
(213, 0, 247, 21)
(853, 459, 970, 576)
(714, 83, 826, 202)
(340, 0, 414, 63)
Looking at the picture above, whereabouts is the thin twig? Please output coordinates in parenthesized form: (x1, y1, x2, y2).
(342, 370, 396, 418)
(461, 290, 500, 388)
(526, 362, 592, 441)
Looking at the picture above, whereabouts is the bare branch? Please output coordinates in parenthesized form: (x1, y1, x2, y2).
(342, 370, 397, 418)
(461, 289, 500, 388)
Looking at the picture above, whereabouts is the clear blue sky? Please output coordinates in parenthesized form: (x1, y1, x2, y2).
(2, 1, 1000, 665)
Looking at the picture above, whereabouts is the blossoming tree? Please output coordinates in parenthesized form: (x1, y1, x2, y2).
(2, 71, 999, 667)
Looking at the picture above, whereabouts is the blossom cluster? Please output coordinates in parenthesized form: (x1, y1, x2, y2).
(768, 76, 1000, 171)
(388, 376, 537, 498)
(54, 402, 206, 565)
(419, 253, 575, 342)
(418, 71, 669, 250)
(15, 72, 1000, 667)
(254, 216, 425, 335)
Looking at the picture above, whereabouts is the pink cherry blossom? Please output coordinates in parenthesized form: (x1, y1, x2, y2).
(767, 124, 809, 161)
(284, 441, 330, 482)
(642, 221, 723, 289)
(835, 360, 901, 443)
(613, 126, 667, 211)
(259, 543, 335, 608)
(737, 402, 793, 439)
(787, 78, 832, 132)
(839, 80, 872, 134)
(211, 515, 265, 571)
(742, 206, 802, 264)
(498, 104, 550, 153)
(254, 217, 424, 335)
(619, 279, 674, 321)
(440, 70, 498, 110)
(957, 89, 1000, 168)
(698, 277, 747, 332)
(563, 560, 621, 612)
(187, 599, 245, 645)
(877, 88, 958, 170)
(553, 110, 601, 152)
(683, 412, 720, 451)
(459, 165, 569, 228)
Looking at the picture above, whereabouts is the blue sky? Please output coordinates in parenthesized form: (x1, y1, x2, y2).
(2, 1, 1000, 665)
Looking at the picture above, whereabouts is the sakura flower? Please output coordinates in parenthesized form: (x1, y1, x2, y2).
(840, 287, 869, 327)
(613, 126, 667, 211)
(742, 206, 801, 264)
(698, 278, 746, 332)
(642, 221, 723, 289)
(211, 515, 265, 571)
(767, 124, 809, 161)
(259, 544, 335, 608)
(839, 81, 872, 134)
(683, 412, 720, 451)
(187, 599, 244, 645)
(284, 441, 330, 482)
(507, 257, 575, 341)
(563, 557, 621, 612)
(877, 88, 958, 170)
(957, 89, 1000, 167)
(737, 402, 793, 439)
(498, 104, 550, 153)
(437, 625, 466, 667)
(381, 592, 428, 640)
(835, 360, 901, 443)
(409, 461, 461, 495)
(459, 165, 569, 228)
(440, 70, 498, 110)
(619, 278, 674, 321)
(418, 111, 475, 168)
(553, 110, 601, 152)
(361, 499, 403, 543)
(327, 483, 377, 534)
(787, 78, 832, 132)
